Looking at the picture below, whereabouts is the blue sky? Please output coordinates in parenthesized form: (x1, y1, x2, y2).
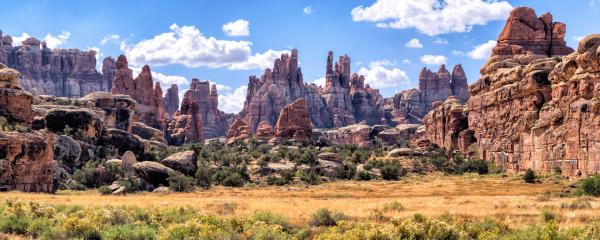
(1, 0, 599, 113)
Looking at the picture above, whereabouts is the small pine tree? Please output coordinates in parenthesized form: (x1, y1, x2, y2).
(523, 168, 536, 183)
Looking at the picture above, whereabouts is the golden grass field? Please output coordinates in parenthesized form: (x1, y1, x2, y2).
(2, 173, 597, 228)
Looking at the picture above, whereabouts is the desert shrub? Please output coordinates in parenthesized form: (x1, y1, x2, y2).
(458, 159, 489, 175)
(309, 208, 345, 227)
(118, 177, 145, 193)
(354, 170, 373, 181)
(343, 162, 357, 180)
(581, 175, 600, 196)
(101, 224, 157, 240)
(72, 161, 118, 188)
(380, 160, 407, 180)
(212, 167, 248, 187)
(98, 186, 112, 195)
(195, 162, 213, 189)
(541, 209, 556, 222)
(251, 210, 290, 231)
(523, 168, 537, 183)
(297, 171, 319, 185)
(382, 201, 405, 212)
(167, 171, 195, 192)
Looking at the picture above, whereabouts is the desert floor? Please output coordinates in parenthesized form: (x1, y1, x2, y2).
(3, 174, 597, 228)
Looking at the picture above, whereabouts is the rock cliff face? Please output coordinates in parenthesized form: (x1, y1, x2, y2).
(422, 97, 474, 153)
(163, 84, 179, 118)
(225, 118, 251, 145)
(386, 64, 469, 125)
(110, 55, 167, 131)
(166, 81, 205, 145)
(424, 7, 600, 176)
(274, 98, 312, 144)
(0, 33, 110, 97)
(0, 63, 33, 126)
(240, 49, 386, 132)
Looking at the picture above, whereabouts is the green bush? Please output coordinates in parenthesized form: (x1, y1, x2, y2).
(101, 224, 157, 240)
(540, 209, 556, 222)
(309, 208, 345, 227)
(297, 171, 319, 185)
(212, 167, 247, 187)
(458, 159, 489, 174)
(98, 186, 112, 195)
(354, 170, 373, 181)
(195, 162, 213, 189)
(380, 160, 407, 180)
(581, 175, 600, 196)
(523, 169, 537, 183)
(167, 171, 195, 192)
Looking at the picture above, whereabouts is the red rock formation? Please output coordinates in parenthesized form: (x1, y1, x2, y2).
(110, 55, 167, 131)
(254, 121, 275, 141)
(226, 118, 251, 145)
(0, 34, 108, 97)
(0, 64, 33, 127)
(78, 92, 135, 132)
(482, 7, 574, 74)
(166, 83, 205, 145)
(0, 131, 55, 192)
(163, 84, 179, 118)
(241, 49, 331, 131)
(386, 64, 469, 125)
(274, 98, 312, 143)
(464, 8, 600, 176)
(423, 97, 472, 152)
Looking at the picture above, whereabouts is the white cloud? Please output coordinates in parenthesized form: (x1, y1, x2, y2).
(228, 49, 290, 70)
(130, 67, 189, 91)
(43, 31, 70, 49)
(467, 40, 496, 60)
(222, 19, 250, 37)
(100, 34, 121, 45)
(303, 6, 314, 14)
(572, 36, 585, 42)
(351, 0, 513, 36)
(11, 33, 31, 46)
(402, 59, 411, 64)
(420, 54, 447, 65)
(434, 38, 448, 45)
(451, 50, 465, 56)
(369, 59, 396, 68)
(218, 85, 248, 113)
(405, 38, 423, 48)
(357, 65, 410, 88)
(121, 23, 251, 68)
(311, 77, 326, 87)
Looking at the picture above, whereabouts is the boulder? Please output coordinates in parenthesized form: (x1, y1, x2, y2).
(133, 161, 173, 186)
(317, 152, 339, 161)
(102, 128, 148, 157)
(43, 107, 105, 142)
(79, 92, 135, 132)
(316, 159, 345, 179)
(121, 151, 137, 173)
(160, 151, 197, 176)
(54, 135, 82, 172)
(132, 122, 167, 144)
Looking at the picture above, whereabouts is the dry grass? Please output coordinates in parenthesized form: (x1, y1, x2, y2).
(3, 173, 598, 228)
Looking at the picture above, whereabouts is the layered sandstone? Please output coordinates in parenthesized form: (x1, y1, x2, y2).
(254, 121, 275, 141)
(225, 118, 251, 145)
(0, 63, 33, 126)
(274, 98, 312, 143)
(0, 33, 109, 97)
(166, 85, 204, 145)
(110, 56, 167, 131)
(386, 64, 469, 125)
(423, 97, 473, 153)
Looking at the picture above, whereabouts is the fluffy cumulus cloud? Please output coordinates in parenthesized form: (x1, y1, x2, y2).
(357, 60, 410, 88)
(311, 77, 326, 86)
(228, 49, 290, 70)
(420, 54, 447, 65)
(130, 67, 189, 90)
(100, 34, 121, 45)
(218, 85, 248, 113)
(121, 23, 252, 68)
(11, 31, 70, 49)
(351, 0, 513, 36)
(222, 19, 250, 37)
(303, 6, 313, 14)
(467, 40, 496, 60)
(405, 38, 423, 48)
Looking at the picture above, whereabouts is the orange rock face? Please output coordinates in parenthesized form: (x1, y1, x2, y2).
(423, 97, 473, 153)
(255, 121, 275, 141)
(225, 118, 251, 145)
(0, 64, 33, 127)
(274, 98, 312, 143)
(0, 131, 55, 192)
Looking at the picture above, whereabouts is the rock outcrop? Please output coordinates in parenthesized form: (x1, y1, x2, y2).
(160, 150, 196, 176)
(163, 84, 179, 118)
(166, 90, 204, 145)
(386, 64, 469, 125)
(225, 118, 251, 145)
(0, 131, 55, 192)
(254, 121, 275, 141)
(0, 63, 33, 126)
(274, 99, 312, 143)
(423, 97, 473, 153)
(0, 33, 109, 97)
(78, 92, 136, 132)
(110, 56, 167, 131)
